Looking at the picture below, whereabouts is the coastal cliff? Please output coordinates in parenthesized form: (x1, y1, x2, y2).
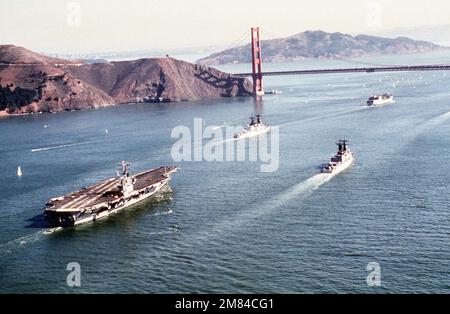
(0, 45, 252, 115)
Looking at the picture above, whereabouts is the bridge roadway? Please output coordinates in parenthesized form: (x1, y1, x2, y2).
(233, 64, 450, 77)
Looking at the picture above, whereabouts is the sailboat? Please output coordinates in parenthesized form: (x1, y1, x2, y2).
(17, 166, 23, 177)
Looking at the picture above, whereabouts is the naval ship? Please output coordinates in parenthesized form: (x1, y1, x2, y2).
(44, 161, 178, 227)
(321, 140, 354, 174)
(367, 93, 394, 106)
(234, 115, 271, 139)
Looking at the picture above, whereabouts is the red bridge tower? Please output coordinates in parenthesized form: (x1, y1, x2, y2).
(251, 27, 264, 96)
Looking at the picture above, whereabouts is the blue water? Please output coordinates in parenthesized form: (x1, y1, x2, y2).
(0, 52, 449, 293)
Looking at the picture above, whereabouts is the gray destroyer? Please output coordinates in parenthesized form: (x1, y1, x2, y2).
(321, 140, 354, 174)
(234, 114, 271, 139)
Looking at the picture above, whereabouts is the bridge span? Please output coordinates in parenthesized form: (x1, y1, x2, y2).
(233, 64, 450, 78)
(235, 27, 450, 94)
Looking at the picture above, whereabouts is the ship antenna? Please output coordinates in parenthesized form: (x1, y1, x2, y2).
(121, 160, 132, 176)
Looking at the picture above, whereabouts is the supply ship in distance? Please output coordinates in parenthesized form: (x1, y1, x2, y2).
(367, 93, 394, 106)
(44, 161, 178, 227)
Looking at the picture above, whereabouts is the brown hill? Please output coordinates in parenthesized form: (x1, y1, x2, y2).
(197, 30, 447, 65)
(65, 58, 251, 104)
(0, 45, 76, 65)
(0, 45, 252, 114)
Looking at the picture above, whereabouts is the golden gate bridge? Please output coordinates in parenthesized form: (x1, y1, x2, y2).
(224, 27, 450, 96)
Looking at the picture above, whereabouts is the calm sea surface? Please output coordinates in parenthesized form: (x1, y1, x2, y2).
(0, 52, 449, 293)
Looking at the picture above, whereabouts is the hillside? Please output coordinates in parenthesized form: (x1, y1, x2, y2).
(0, 45, 77, 65)
(0, 45, 252, 114)
(196, 30, 446, 65)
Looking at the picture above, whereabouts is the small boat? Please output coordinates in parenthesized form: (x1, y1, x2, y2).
(17, 166, 22, 177)
(321, 140, 354, 174)
(265, 89, 283, 95)
(367, 93, 394, 106)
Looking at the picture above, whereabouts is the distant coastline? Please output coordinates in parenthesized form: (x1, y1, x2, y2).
(197, 30, 447, 65)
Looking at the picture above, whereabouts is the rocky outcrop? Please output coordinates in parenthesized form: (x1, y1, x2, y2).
(0, 45, 252, 114)
(197, 30, 447, 65)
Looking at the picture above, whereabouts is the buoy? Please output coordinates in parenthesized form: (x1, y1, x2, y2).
(17, 166, 22, 177)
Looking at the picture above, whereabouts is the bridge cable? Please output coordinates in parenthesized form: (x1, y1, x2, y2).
(331, 57, 401, 68)
(261, 29, 286, 41)
(333, 57, 450, 68)
(201, 31, 249, 67)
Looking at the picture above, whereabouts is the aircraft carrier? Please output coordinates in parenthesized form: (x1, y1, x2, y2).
(44, 161, 178, 228)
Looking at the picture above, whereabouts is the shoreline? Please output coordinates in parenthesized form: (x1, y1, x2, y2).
(0, 94, 252, 118)
(0, 110, 31, 117)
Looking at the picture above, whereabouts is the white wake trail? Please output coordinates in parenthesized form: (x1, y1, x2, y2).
(280, 106, 369, 128)
(211, 125, 226, 131)
(31, 140, 103, 152)
(265, 173, 334, 208)
(209, 137, 237, 147)
(411, 111, 450, 136)
(0, 230, 46, 254)
(191, 172, 336, 243)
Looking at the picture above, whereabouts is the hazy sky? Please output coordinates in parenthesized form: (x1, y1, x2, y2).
(1, 0, 450, 54)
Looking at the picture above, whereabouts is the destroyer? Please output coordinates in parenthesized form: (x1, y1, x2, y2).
(44, 161, 178, 227)
(321, 140, 354, 174)
(234, 114, 271, 139)
(367, 93, 394, 106)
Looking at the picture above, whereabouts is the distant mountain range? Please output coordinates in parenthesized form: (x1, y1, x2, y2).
(196, 30, 447, 65)
(0, 45, 251, 115)
(43, 45, 228, 63)
(369, 25, 450, 46)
